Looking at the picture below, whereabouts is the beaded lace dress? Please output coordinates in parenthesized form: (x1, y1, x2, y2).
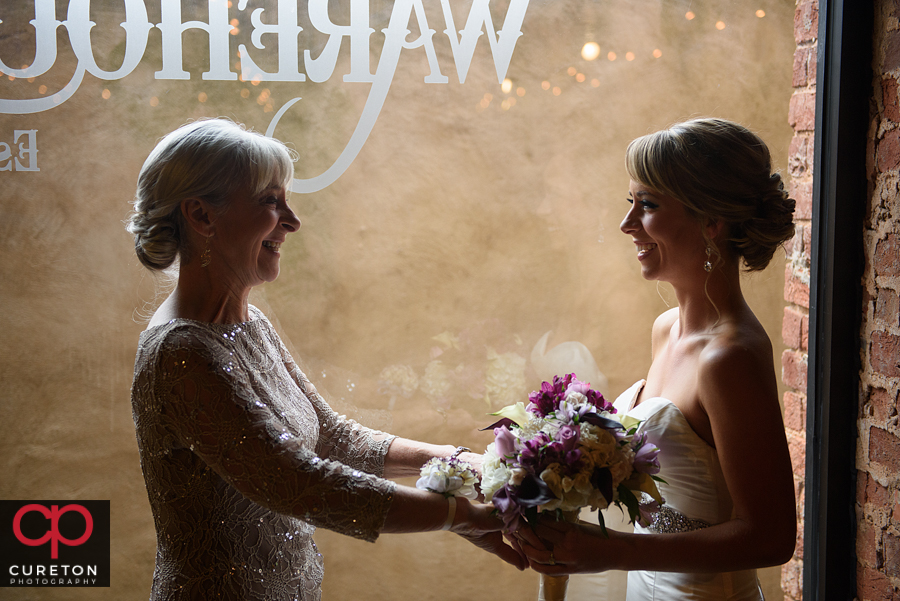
(130, 306, 397, 601)
(613, 381, 764, 601)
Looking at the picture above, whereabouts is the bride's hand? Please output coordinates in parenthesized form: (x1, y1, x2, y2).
(450, 499, 528, 571)
(516, 517, 616, 575)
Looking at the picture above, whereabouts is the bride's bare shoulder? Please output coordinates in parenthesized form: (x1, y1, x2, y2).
(700, 317, 775, 390)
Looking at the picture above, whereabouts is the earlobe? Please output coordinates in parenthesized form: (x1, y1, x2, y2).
(705, 219, 725, 242)
(181, 198, 215, 237)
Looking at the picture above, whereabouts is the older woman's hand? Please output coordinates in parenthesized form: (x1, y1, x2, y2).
(516, 516, 619, 575)
(450, 499, 528, 571)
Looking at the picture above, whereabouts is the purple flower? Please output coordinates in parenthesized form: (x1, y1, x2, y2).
(557, 424, 580, 452)
(491, 486, 522, 531)
(633, 433, 661, 475)
(527, 374, 577, 416)
(494, 425, 517, 459)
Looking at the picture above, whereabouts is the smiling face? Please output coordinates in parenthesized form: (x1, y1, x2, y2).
(620, 180, 708, 284)
(209, 182, 301, 288)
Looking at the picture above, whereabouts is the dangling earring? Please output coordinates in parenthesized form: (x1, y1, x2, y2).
(200, 236, 212, 268)
(703, 246, 713, 272)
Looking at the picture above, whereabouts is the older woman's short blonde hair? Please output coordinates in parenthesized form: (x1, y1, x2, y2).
(626, 118, 795, 272)
(127, 119, 295, 271)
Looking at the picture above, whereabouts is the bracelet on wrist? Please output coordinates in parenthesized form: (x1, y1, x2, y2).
(449, 446, 471, 460)
(442, 496, 457, 531)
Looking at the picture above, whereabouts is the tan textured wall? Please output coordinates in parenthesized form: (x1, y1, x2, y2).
(0, 1, 794, 599)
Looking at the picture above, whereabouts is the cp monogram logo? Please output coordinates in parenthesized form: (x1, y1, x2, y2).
(12, 504, 93, 559)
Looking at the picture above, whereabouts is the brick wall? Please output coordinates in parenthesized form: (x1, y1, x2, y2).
(781, 1, 818, 598)
(857, 1, 900, 599)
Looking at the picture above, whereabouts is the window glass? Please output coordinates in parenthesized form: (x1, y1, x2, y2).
(0, 1, 793, 598)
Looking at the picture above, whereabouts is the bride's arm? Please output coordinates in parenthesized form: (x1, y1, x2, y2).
(520, 338, 797, 574)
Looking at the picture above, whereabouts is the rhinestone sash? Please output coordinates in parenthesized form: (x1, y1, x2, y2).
(647, 506, 711, 534)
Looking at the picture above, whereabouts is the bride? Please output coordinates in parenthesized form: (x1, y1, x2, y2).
(519, 118, 797, 599)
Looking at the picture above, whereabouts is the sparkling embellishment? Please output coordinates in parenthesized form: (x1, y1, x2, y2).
(648, 505, 711, 534)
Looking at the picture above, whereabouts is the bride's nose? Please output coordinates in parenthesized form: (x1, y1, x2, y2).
(620, 205, 639, 235)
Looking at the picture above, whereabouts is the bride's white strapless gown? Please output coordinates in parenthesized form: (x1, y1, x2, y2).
(614, 380, 764, 601)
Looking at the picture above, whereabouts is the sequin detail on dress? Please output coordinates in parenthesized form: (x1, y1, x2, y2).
(648, 505, 711, 534)
(130, 306, 397, 600)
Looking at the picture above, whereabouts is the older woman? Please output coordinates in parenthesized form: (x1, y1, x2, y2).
(127, 119, 524, 600)
(519, 118, 797, 600)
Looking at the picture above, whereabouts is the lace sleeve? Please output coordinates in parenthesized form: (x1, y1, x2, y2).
(150, 327, 396, 542)
(291, 366, 396, 476)
(259, 313, 397, 476)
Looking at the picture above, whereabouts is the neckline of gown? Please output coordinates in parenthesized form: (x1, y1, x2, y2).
(623, 380, 715, 452)
(141, 305, 262, 335)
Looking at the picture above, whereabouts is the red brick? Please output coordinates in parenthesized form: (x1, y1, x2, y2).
(857, 564, 894, 601)
(869, 123, 879, 180)
(784, 391, 807, 432)
(858, 519, 880, 567)
(885, 531, 900, 579)
(808, 45, 817, 87)
(789, 92, 817, 131)
(794, 2, 819, 44)
(801, 313, 809, 350)
(886, 29, 900, 73)
(785, 266, 811, 307)
(802, 223, 812, 261)
(790, 180, 813, 220)
(870, 387, 898, 423)
(867, 471, 892, 508)
(874, 234, 900, 276)
(859, 470, 870, 505)
(885, 77, 900, 122)
(783, 306, 804, 349)
(782, 349, 809, 392)
(792, 47, 808, 88)
(781, 557, 803, 600)
(869, 426, 900, 472)
(875, 288, 900, 327)
(871, 331, 900, 378)
(787, 430, 806, 479)
(878, 130, 900, 172)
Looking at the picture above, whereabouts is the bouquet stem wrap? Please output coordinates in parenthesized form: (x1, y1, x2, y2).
(538, 574, 569, 601)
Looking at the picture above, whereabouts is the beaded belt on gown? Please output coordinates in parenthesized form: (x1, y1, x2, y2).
(647, 506, 711, 533)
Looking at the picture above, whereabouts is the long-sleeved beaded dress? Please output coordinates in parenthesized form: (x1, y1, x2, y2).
(130, 306, 397, 600)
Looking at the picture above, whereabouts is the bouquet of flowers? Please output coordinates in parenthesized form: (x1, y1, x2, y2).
(479, 374, 664, 600)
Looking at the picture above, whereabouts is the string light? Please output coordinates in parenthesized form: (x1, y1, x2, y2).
(581, 42, 601, 61)
(685, 11, 696, 20)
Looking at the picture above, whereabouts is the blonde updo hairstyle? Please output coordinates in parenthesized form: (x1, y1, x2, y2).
(127, 119, 295, 271)
(625, 118, 795, 272)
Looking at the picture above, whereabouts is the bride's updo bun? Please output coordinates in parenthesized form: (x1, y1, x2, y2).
(625, 118, 795, 272)
(127, 119, 295, 271)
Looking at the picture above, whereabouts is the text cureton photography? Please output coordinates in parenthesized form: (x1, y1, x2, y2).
(0, 501, 110, 588)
